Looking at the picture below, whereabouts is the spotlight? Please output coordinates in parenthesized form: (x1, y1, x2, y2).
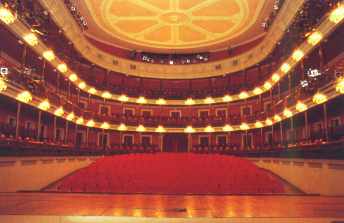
(54, 107, 64, 117)
(136, 125, 146, 132)
(0, 7, 16, 24)
(23, 33, 38, 46)
(86, 120, 95, 128)
(38, 100, 50, 111)
(101, 122, 110, 130)
(76, 117, 84, 125)
(307, 32, 322, 46)
(16, 91, 32, 103)
(329, 5, 344, 24)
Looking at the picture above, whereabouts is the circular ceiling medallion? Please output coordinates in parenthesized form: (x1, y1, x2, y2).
(84, 0, 266, 51)
(160, 12, 190, 25)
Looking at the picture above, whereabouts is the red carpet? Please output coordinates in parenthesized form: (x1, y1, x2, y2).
(48, 153, 285, 194)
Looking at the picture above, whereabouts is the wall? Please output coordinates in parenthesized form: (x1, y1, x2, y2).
(251, 158, 344, 196)
(0, 156, 99, 192)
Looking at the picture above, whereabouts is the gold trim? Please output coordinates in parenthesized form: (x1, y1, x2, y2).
(0, 78, 341, 133)
(38, 0, 305, 79)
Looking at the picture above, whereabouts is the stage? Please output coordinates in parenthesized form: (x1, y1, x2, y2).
(0, 193, 344, 222)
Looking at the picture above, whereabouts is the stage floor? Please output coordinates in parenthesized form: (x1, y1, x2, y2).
(0, 192, 344, 222)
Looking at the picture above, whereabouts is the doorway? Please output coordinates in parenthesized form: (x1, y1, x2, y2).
(163, 134, 188, 152)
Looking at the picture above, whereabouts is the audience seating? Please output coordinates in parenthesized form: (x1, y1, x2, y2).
(47, 153, 285, 194)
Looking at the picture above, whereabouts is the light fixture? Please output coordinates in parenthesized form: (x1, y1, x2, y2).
(274, 114, 282, 122)
(185, 98, 195, 105)
(137, 96, 147, 104)
(223, 95, 232, 102)
(313, 93, 327, 104)
(307, 32, 323, 46)
(136, 125, 146, 132)
(66, 112, 75, 121)
(296, 101, 307, 112)
(253, 87, 263, 95)
(16, 91, 32, 103)
(271, 73, 280, 83)
(283, 108, 293, 118)
(117, 123, 127, 131)
(263, 81, 272, 90)
(0, 7, 16, 24)
(204, 125, 215, 132)
(292, 49, 304, 61)
(240, 123, 249, 130)
(204, 97, 215, 104)
(184, 126, 195, 133)
(329, 5, 344, 24)
(69, 73, 78, 82)
(88, 87, 97, 94)
(78, 82, 86, 89)
(76, 117, 84, 125)
(281, 63, 291, 73)
(0, 78, 7, 92)
(54, 107, 64, 117)
(57, 63, 68, 73)
(118, 94, 129, 102)
(223, 124, 233, 132)
(42, 50, 55, 61)
(156, 98, 166, 105)
(336, 77, 344, 94)
(155, 125, 166, 133)
(101, 91, 112, 99)
(238, 91, 249, 99)
(265, 118, 273, 126)
(255, 121, 263, 128)
(101, 122, 110, 130)
(86, 119, 95, 128)
(23, 33, 38, 46)
(38, 100, 50, 111)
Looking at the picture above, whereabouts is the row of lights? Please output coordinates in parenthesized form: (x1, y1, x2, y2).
(5, 78, 342, 133)
(1, 74, 343, 132)
(0, 5, 342, 106)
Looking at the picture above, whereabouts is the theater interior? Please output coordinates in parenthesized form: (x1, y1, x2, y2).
(0, 0, 344, 222)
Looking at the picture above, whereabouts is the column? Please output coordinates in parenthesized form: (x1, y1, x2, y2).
(323, 103, 328, 141)
(188, 134, 192, 152)
(74, 124, 78, 147)
(37, 110, 42, 141)
(64, 120, 69, 144)
(279, 122, 283, 145)
(271, 124, 274, 147)
(260, 128, 263, 148)
(290, 116, 294, 143)
(41, 60, 46, 82)
(304, 110, 309, 140)
(119, 132, 122, 151)
(86, 127, 90, 147)
(15, 102, 21, 139)
(160, 134, 163, 152)
(53, 116, 57, 142)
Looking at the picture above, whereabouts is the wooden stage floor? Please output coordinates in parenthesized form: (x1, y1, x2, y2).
(0, 192, 344, 222)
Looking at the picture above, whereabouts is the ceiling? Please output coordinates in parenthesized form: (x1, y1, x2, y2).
(76, 0, 275, 53)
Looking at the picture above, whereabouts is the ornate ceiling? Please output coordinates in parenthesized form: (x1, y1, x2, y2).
(78, 0, 275, 53)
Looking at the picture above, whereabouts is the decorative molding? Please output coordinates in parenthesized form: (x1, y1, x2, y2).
(38, 0, 305, 79)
